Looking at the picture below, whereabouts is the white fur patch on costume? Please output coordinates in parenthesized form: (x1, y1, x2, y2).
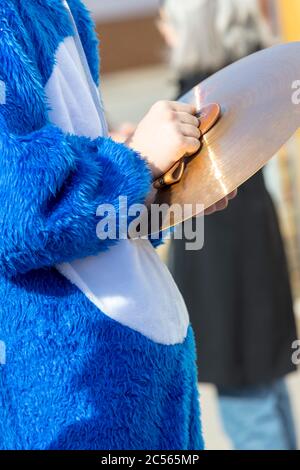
(46, 35, 189, 346)
(45, 36, 103, 140)
(58, 239, 189, 345)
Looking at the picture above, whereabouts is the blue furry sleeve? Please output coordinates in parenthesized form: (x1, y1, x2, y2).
(0, 18, 154, 277)
(0, 26, 151, 276)
(0, 118, 151, 277)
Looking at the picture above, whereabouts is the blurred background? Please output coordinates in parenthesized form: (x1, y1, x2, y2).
(84, 0, 299, 450)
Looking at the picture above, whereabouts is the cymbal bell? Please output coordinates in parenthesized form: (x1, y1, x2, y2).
(142, 42, 300, 237)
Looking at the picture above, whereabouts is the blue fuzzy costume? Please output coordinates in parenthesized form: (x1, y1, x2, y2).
(0, 0, 203, 450)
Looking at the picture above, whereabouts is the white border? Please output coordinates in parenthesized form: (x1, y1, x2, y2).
(84, 0, 160, 21)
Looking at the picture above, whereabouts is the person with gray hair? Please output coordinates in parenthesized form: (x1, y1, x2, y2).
(160, 0, 298, 451)
(160, 0, 273, 75)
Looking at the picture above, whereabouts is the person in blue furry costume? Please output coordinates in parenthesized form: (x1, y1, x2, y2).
(0, 0, 233, 450)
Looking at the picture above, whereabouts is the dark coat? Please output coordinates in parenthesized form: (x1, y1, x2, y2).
(168, 72, 298, 387)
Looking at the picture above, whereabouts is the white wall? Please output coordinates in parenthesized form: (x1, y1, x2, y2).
(84, 0, 160, 21)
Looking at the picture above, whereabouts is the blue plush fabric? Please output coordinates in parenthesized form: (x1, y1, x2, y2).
(0, 0, 203, 450)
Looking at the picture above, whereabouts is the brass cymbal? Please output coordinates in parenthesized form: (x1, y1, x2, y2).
(145, 42, 300, 236)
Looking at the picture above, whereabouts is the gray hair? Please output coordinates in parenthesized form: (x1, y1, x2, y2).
(163, 0, 274, 74)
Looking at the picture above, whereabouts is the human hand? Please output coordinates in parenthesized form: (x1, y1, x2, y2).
(110, 122, 136, 143)
(128, 101, 201, 180)
(205, 190, 238, 215)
